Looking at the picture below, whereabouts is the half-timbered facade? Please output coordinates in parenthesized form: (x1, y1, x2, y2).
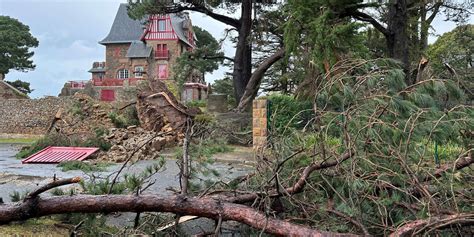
(81, 4, 207, 102)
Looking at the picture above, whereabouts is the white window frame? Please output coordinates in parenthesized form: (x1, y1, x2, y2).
(117, 69, 129, 79)
(134, 66, 144, 78)
(158, 19, 166, 31)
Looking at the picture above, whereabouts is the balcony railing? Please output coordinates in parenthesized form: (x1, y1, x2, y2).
(155, 50, 169, 59)
(92, 78, 145, 87)
(69, 81, 88, 89)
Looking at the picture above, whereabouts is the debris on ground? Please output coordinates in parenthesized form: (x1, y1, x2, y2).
(98, 126, 179, 162)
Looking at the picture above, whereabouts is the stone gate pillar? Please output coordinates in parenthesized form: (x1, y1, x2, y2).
(252, 99, 268, 149)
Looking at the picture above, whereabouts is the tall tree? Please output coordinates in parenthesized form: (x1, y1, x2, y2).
(0, 16, 39, 80)
(428, 24, 474, 101)
(342, 0, 473, 84)
(172, 26, 224, 89)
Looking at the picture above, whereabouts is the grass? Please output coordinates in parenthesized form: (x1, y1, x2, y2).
(0, 218, 69, 236)
(175, 139, 234, 162)
(57, 161, 112, 172)
(0, 137, 37, 144)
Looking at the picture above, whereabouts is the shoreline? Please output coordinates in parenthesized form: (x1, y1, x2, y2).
(0, 133, 41, 143)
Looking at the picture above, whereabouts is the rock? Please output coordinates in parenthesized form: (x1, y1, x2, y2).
(122, 133, 129, 140)
(106, 134, 115, 140)
(127, 125, 137, 129)
(151, 137, 167, 151)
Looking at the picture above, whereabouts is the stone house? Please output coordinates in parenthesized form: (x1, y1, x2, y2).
(63, 4, 208, 102)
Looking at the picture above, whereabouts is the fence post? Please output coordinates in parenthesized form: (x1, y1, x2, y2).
(253, 99, 268, 150)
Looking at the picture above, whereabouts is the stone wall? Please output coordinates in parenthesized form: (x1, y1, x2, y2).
(105, 43, 130, 79)
(207, 94, 228, 113)
(0, 97, 71, 135)
(146, 39, 183, 79)
(253, 99, 268, 149)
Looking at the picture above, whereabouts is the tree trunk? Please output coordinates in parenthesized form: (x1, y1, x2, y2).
(419, 3, 428, 52)
(236, 48, 285, 112)
(180, 118, 191, 194)
(386, 0, 411, 84)
(232, 0, 253, 102)
(0, 194, 358, 237)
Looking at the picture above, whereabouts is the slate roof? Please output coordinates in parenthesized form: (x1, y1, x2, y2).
(170, 14, 194, 47)
(126, 41, 153, 58)
(100, 3, 195, 47)
(99, 4, 145, 45)
(88, 67, 106, 73)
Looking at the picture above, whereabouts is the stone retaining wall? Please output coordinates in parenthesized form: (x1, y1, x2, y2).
(0, 97, 72, 135)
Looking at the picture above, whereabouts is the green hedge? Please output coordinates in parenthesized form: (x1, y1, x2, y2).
(266, 94, 314, 132)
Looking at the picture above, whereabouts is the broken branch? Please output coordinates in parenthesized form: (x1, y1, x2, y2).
(25, 177, 81, 200)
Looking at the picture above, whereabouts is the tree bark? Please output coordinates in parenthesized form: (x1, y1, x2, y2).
(387, 0, 411, 84)
(419, 2, 442, 52)
(236, 48, 285, 112)
(232, 0, 253, 102)
(0, 194, 358, 237)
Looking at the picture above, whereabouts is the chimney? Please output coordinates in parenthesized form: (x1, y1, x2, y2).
(0, 73, 4, 81)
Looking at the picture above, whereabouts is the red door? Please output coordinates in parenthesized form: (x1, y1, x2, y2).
(100, 90, 115, 101)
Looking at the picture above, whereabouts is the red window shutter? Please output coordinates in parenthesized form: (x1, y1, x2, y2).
(100, 90, 115, 101)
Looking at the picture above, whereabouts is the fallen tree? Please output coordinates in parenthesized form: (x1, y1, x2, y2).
(0, 177, 356, 237)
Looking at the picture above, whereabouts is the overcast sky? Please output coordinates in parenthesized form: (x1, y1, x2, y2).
(0, 0, 471, 98)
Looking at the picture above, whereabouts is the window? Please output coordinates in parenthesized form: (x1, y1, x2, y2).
(155, 44, 168, 58)
(134, 66, 144, 78)
(117, 69, 129, 79)
(158, 19, 166, 31)
(157, 64, 168, 79)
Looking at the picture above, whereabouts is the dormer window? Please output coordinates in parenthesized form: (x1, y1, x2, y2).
(158, 19, 166, 31)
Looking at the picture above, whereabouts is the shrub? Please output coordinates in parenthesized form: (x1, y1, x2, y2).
(84, 136, 112, 151)
(108, 111, 128, 128)
(9, 191, 28, 202)
(57, 161, 111, 172)
(186, 100, 207, 108)
(266, 94, 314, 132)
(108, 107, 140, 128)
(194, 113, 215, 124)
